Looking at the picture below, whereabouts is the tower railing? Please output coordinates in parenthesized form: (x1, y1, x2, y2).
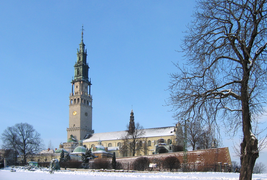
(70, 92, 92, 97)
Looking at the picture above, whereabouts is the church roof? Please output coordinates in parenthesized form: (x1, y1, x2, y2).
(83, 126, 175, 142)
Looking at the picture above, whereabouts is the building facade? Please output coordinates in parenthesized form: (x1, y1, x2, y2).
(82, 110, 184, 158)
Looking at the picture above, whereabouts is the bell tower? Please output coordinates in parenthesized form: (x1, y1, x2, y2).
(67, 26, 94, 141)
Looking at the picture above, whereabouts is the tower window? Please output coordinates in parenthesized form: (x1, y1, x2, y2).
(74, 99, 76, 104)
(77, 98, 79, 103)
(87, 101, 89, 105)
(70, 99, 73, 104)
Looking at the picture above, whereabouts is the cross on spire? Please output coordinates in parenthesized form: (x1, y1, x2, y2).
(81, 25, 85, 41)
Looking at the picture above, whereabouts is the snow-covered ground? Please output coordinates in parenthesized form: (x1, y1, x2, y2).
(1, 167, 267, 180)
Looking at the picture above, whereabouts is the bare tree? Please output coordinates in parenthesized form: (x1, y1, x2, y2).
(253, 162, 266, 173)
(186, 119, 205, 150)
(120, 122, 145, 157)
(198, 124, 219, 150)
(47, 140, 54, 150)
(169, 1, 267, 179)
(120, 135, 130, 157)
(1, 123, 43, 164)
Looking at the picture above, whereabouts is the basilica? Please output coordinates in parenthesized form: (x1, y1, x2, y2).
(61, 28, 184, 158)
(17, 29, 231, 169)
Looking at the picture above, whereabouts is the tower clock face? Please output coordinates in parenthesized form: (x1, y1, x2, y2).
(72, 111, 77, 115)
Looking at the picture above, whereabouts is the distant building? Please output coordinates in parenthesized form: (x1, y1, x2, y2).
(0, 149, 17, 166)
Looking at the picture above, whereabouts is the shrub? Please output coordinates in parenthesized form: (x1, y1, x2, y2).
(132, 157, 149, 171)
(116, 162, 123, 169)
(60, 160, 83, 168)
(173, 145, 184, 152)
(163, 156, 181, 171)
(92, 158, 110, 169)
(149, 158, 163, 170)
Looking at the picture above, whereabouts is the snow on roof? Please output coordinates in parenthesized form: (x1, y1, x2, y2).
(108, 147, 120, 151)
(40, 149, 55, 154)
(83, 126, 175, 143)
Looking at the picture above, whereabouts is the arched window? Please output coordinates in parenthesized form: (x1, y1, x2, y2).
(74, 99, 76, 104)
(148, 140, 151, 146)
(117, 142, 121, 147)
(108, 143, 112, 147)
(139, 141, 142, 147)
(70, 99, 73, 104)
(77, 98, 80, 103)
(167, 139, 171, 145)
(91, 144, 95, 148)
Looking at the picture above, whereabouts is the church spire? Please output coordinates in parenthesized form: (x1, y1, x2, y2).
(81, 25, 84, 42)
(128, 110, 135, 134)
(79, 25, 85, 53)
(73, 26, 90, 84)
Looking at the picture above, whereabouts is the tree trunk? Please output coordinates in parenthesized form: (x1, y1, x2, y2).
(240, 137, 258, 180)
(239, 70, 259, 180)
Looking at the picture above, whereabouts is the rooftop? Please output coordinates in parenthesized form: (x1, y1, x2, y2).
(83, 126, 175, 143)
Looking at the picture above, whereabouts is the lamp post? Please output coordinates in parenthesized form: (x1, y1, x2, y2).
(183, 118, 189, 171)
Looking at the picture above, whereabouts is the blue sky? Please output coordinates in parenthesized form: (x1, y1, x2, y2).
(0, 0, 266, 167)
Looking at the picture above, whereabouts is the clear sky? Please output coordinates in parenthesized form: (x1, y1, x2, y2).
(0, 0, 266, 168)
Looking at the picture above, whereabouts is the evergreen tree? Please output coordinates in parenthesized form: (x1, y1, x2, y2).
(64, 153, 70, 162)
(82, 148, 92, 163)
(112, 152, 116, 169)
(60, 150, 64, 162)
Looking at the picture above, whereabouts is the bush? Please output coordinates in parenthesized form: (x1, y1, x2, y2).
(60, 160, 83, 168)
(92, 158, 110, 169)
(38, 162, 50, 168)
(163, 156, 181, 171)
(132, 157, 149, 171)
(116, 162, 123, 169)
(173, 145, 184, 152)
(149, 158, 163, 170)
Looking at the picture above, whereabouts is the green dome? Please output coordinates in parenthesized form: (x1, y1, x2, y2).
(67, 138, 76, 143)
(55, 148, 68, 153)
(95, 144, 106, 151)
(73, 146, 87, 154)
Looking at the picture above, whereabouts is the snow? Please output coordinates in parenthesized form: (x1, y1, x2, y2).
(83, 126, 175, 142)
(1, 167, 267, 180)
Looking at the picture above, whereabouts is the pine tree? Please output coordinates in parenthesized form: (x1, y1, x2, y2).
(112, 152, 116, 169)
(60, 150, 64, 162)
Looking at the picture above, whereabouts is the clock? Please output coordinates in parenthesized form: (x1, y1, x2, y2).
(72, 111, 77, 115)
